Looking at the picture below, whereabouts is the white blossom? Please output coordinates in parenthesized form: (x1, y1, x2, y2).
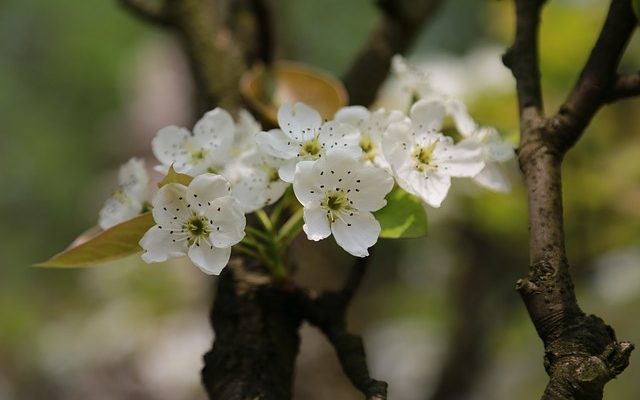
(152, 108, 235, 176)
(98, 158, 149, 229)
(459, 126, 515, 192)
(227, 149, 290, 213)
(255, 102, 362, 183)
(139, 174, 246, 275)
(383, 99, 485, 208)
(293, 150, 393, 257)
(334, 106, 403, 170)
(231, 109, 261, 157)
(391, 55, 477, 136)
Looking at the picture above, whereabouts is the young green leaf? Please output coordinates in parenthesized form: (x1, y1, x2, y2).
(374, 187, 428, 239)
(158, 165, 193, 188)
(36, 212, 155, 268)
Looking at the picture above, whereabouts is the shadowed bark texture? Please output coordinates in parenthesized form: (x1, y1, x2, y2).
(202, 263, 302, 399)
(503, 0, 636, 398)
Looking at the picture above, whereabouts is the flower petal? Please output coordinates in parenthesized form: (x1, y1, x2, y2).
(255, 129, 298, 160)
(317, 121, 362, 156)
(152, 126, 190, 167)
(140, 226, 187, 263)
(303, 206, 331, 241)
(331, 211, 380, 257)
(293, 160, 322, 206)
(188, 244, 231, 275)
(278, 158, 298, 183)
(473, 163, 511, 193)
(334, 106, 370, 127)
(436, 141, 485, 178)
(187, 173, 231, 214)
(192, 108, 234, 150)
(205, 196, 246, 248)
(410, 99, 446, 133)
(151, 183, 191, 227)
(98, 194, 142, 229)
(277, 102, 322, 142)
(348, 166, 394, 212)
(445, 98, 477, 137)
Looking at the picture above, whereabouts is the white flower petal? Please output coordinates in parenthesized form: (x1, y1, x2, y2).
(487, 140, 515, 163)
(205, 196, 246, 248)
(445, 98, 477, 137)
(152, 126, 191, 167)
(293, 160, 323, 206)
(151, 184, 191, 227)
(318, 121, 362, 156)
(409, 170, 451, 208)
(187, 173, 231, 214)
(410, 99, 446, 133)
(348, 166, 394, 212)
(278, 102, 322, 142)
(255, 129, 298, 160)
(334, 106, 370, 126)
(98, 194, 142, 230)
(140, 226, 187, 263)
(278, 158, 298, 183)
(187, 244, 231, 275)
(436, 141, 485, 178)
(117, 158, 149, 200)
(192, 108, 234, 151)
(473, 163, 511, 193)
(303, 206, 331, 241)
(331, 211, 380, 257)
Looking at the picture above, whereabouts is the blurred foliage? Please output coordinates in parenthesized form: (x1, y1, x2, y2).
(1, 0, 639, 400)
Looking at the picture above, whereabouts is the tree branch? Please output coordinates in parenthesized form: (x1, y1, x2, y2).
(504, 1, 636, 398)
(118, 0, 172, 27)
(299, 257, 387, 400)
(607, 71, 640, 102)
(342, 0, 442, 106)
(550, 0, 637, 152)
(502, 0, 545, 125)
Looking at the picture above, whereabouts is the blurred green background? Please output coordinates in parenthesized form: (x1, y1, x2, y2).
(1, 0, 639, 399)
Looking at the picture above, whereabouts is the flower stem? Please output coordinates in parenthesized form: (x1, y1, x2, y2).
(276, 207, 304, 246)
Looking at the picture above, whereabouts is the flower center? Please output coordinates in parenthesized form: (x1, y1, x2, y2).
(191, 149, 208, 163)
(185, 216, 208, 237)
(322, 191, 352, 223)
(360, 137, 376, 161)
(266, 167, 280, 183)
(300, 136, 321, 158)
(414, 141, 438, 172)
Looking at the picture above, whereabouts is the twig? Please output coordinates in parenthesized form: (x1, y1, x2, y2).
(550, 0, 637, 152)
(504, 1, 636, 398)
(607, 71, 640, 102)
(298, 255, 386, 400)
(342, 0, 443, 106)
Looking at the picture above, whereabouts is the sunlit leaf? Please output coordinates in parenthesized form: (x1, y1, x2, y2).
(374, 187, 428, 239)
(36, 213, 154, 268)
(158, 165, 192, 188)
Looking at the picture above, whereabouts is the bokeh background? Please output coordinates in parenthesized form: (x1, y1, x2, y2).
(1, 0, 640, 399)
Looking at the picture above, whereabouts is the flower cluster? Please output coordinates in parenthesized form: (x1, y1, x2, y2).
(98, 57, 514, 275)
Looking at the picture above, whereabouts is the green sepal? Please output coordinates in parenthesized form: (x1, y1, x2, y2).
(158, 165, 193, 188)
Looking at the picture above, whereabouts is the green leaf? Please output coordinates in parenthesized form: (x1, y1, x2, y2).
(36, 212, 155, 268)
(158, 165, 192, 188)
(374, 187, 428, 239)
(634, 0, 640, 23)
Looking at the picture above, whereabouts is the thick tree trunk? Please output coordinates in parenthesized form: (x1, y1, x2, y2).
(202, 262, 302, 400)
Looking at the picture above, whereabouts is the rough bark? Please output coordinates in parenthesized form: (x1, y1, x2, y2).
(202, 261, 302, 400)
(503, 1, 636, 398)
